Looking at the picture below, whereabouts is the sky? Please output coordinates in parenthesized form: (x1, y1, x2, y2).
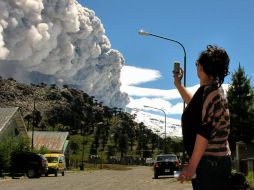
(79, 0, 254, 121)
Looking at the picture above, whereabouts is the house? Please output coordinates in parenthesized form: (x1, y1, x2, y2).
(27, 131, 69, 154)
(27, 131, 70, 167)
(232, 141, 254, 175)
(0, 107, 28, 141)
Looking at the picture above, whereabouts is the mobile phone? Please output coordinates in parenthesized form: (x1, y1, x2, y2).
(174, 61, 181, 73)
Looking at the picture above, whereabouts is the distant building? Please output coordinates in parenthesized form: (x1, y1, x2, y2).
(0, 107, 28, 141)
(27, 131, 69, 154)
(27, 131, 70, 167)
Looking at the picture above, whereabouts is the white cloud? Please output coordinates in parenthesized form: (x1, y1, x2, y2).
(120, 65, 161, 86)
(121, 65, 230, 117)
(222, 84, 230, 92)
(121, 84, 199, 100)
(0, 0, 129, 108)
(121, 85, 181, 99)
(120, 65, 200, 115)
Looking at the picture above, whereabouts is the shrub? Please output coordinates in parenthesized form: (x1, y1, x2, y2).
(0, 136, 31, 173)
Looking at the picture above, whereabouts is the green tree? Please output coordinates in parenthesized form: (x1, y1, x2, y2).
(169, 137, 184, 155)
(0, 138, 13, 173)
(227, 64, 254, 149)
(118, 133, 129, 157)
(24, 114, 33, 131)
(35, 146, 48, 154)
(32, 109, 42, 129)
(136, 122, 149, 157)
(69, 135, 83, 154)
(15, 136, 31, 152)
(118, 112, 136, 151)
(0, 136, 31, 174)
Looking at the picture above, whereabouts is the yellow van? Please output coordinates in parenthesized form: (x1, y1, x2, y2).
(44, 153, 66, 177)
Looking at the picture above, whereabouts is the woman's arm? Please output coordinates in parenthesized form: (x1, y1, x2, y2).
(178, 134, 208, 182)
(188, 134, 208, 173)
(173, 69, 192, 104)
(175, 82, 192, 104)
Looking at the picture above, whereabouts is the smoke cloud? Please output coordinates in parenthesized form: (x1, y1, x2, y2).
(0, 0, 129, 108)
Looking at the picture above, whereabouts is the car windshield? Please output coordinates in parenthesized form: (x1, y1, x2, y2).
(156, 155, 177, 161)
(46, 157, 58, 163)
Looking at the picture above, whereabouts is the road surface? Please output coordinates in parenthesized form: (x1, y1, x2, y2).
(0, 166, 192, 190)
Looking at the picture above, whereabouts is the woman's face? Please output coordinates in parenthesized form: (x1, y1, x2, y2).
(195, 61, 201, 79)
(196, 60, 214, 83)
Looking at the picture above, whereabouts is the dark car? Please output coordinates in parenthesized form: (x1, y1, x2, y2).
(153, 154, 180, 179)
(10, 152, 48, 178)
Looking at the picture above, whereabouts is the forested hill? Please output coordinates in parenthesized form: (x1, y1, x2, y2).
(0, 76, 181, 157)
(0, 76, 124, 133)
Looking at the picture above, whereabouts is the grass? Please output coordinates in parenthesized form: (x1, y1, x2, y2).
(246, 171, 254, 189)
(99, 164, 133, 170)
(69, 163, 133, 172)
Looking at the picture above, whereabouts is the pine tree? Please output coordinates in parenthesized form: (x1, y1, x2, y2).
(227, 64, 254, 149)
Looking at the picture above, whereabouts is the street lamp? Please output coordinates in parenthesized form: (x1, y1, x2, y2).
(144, 105, 167, 153)
(139, 29, 187, 108)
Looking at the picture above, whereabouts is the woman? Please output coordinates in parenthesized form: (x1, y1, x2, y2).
(174, 45, 232, 190)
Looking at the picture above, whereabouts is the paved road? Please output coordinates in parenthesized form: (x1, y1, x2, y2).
(0, 166, 192, 190)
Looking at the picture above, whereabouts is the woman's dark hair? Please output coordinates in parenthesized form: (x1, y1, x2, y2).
(197, 45, 230, 86)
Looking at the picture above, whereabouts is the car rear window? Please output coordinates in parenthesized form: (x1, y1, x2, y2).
(156, 155, 177, 161)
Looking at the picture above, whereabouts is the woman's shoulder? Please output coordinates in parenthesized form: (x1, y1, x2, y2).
(204, 83, 223, 94)
(203, 83, 223, 103)
(203, 82, 219, 93)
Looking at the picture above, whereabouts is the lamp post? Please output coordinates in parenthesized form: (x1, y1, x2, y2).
(139, 29, 187, 109)
(144, 105, 167, 153)
(155, 130, 162, 153)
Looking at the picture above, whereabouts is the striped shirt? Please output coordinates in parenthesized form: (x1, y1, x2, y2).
(181, 83, 231, 157)
(200, 84, 231, 156)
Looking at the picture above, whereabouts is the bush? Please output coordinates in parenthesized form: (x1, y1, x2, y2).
(0, 136, 31, 173)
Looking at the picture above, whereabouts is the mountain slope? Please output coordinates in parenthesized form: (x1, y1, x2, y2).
(131, 110, 182, 137)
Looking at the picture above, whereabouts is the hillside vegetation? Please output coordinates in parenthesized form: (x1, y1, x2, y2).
(0, 77, 181, 167)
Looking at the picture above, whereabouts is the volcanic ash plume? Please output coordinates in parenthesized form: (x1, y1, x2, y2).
(0, 0, 129, 108)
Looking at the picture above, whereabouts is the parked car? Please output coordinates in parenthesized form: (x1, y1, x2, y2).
(44, 153, 66, 176)
(153, 154, 180, 179)
(10, 152, 48, 178)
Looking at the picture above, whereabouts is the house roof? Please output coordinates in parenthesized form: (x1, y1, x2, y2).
(0, 107, 19, 133)
(28, 131, 69, 153)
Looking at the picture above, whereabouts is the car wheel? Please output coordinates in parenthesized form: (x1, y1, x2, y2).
(45, 173, 48, 177)
(27, 169, 36, 178)
(55, 171, 57, 177)
(62, 171, 64, 176)
(36, 173, 41, 178)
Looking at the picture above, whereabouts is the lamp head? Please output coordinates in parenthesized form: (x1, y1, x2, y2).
(138, 29, 150, 36)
